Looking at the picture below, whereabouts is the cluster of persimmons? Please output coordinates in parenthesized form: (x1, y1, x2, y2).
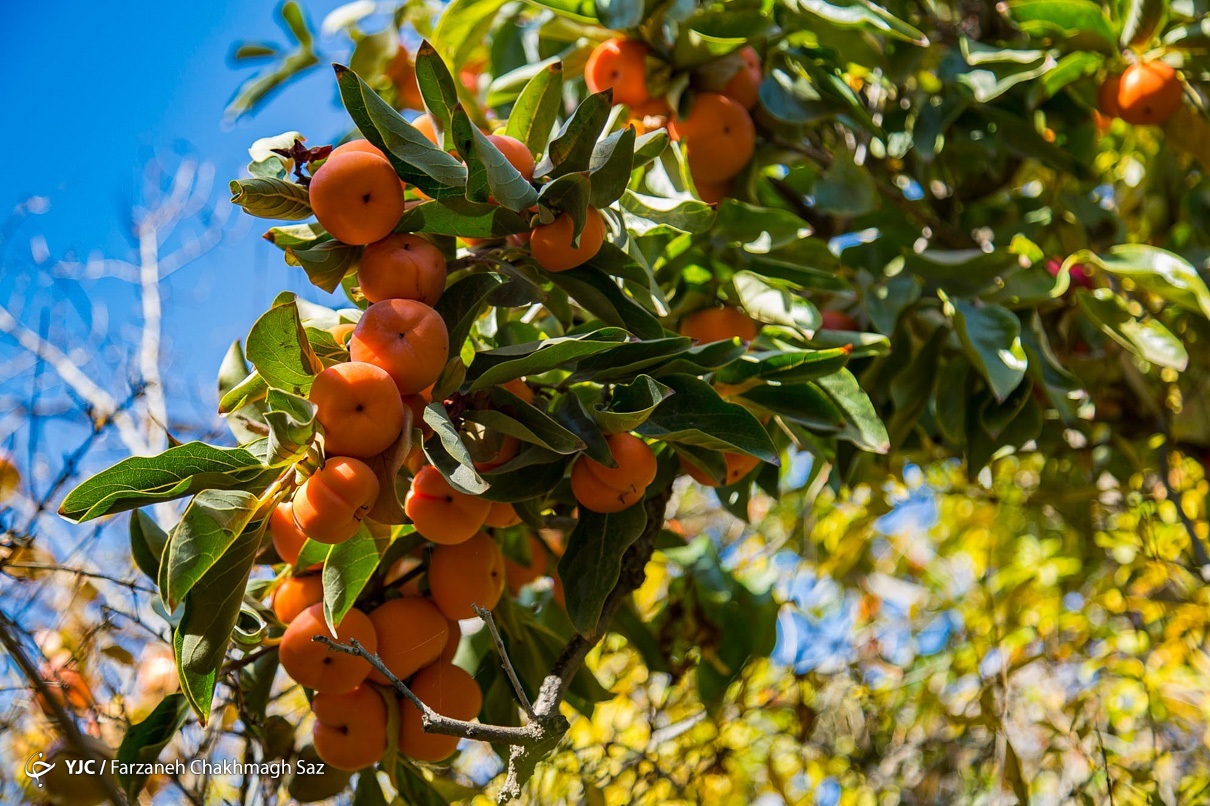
(242, 33, 803, 774)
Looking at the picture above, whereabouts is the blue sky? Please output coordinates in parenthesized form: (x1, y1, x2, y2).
(0, 0, 364, 437)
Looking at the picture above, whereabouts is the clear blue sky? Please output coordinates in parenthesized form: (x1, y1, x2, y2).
(0, 0, 364, 434)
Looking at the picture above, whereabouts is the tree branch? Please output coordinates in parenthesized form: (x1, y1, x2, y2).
(473, 603, 534, 719)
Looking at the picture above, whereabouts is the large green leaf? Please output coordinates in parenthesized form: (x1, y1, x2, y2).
(175, 517, 265, 721)
(546, 267, 665, 340)
(793, 0, 928, 45)
(733, 271, 820, 334)
(333, 65, 467, 198)
(396, 198, 530, 238)
(506, 62, 565, 156)
(1003, 0, 1117, 50)
(558, 503, 648, 635)
(1076, 289, 1189, 370)
(535, 91, 612, 179)
(952, 301, 1028, 402)
(130, 509, 169, 581)
(594, 375, 675, 434)
(159, 490, 261, 609)
(467, 328, 631, 390)
(413, 40, 460, 152)
(323, 524, 390, 631)
(116, 694, 190, 799)
(621, 190, 716, 235)
(422, 403, 490, 494)
(1073, 245, 1210, 319)
(637, 374, 778, 462)
(246, 296, 321, 394)
(59, 443, 279, 523)
(815, 369, 890, 453)
(589, 128, 637, 209)
(229, 178, 311, 220)
(284, 240, 359, 293)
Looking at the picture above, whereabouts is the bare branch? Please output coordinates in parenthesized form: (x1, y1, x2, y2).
(473, 604, 535, 718)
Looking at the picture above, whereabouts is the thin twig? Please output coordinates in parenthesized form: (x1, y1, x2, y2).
(312, 636, 541, 746)
(473, 604, 535, 718)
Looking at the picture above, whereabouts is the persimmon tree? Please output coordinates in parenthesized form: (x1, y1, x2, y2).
(51, 0, 1210, 802)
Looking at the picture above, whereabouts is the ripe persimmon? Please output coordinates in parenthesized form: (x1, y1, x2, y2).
(669, 92, 755, 183)
(678, 306, 758, 343)
(328, 322, 356, 345)
(439, 616, 461, 662)
(723, 46, 762, 110)
(504, 534, 549, 593)
(627, 98, 672, 134)
(279, 604, 377, 694)
(349, 299, 450, 395)
(570, 432, 657, 514)
(428, 531, 506, 619)
(1117, 60, 1182, 125)
(312, 684, 388, 771)
(270, 502, 312, 566)
(695, 178, 732, 204)
(36, 662, 93, 716)
(273, 574, 325, 624)
(585, 38, 651, 106)
(308, 151, 405, 245)
(531, 207, 606, 272)
(366, 597, 449, 683)
(292, 457, 380, 544)
(357, 233, 447, 307)
(679, 452, 760, 487)
(1097, 73, 1122, 119)
(404, 466, 491, 544)
(484, 501, 521, 528)
(398, 662, 483, 762)
(310, 362, 406, 459)
(412, 113, 441, 146)
(486, 134, 535, 181)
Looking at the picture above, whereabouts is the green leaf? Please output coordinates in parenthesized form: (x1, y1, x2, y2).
(633, 130, 670, 165)
(284, 240, 359, 293)
(489, 384, 586, 453)
(433, 0, 509, 65)
(714, 347, 851, 385)
(264, 221, 328, 249)
(59, 443, 279, 523)
(535, 91, 613, 179)
(160, 490, 261, 609)
(467, 328, 631, 390)
(229, 178, 311, 220)
(175, 518, 264, 722)
(952, 301, 1028, 402)
(414, 41, 460, 152)
(537, 173, 592, 244)
(264, 389, 317, 462)
(246, 295, 321, 394)
(323, 524, 389, 631)
(596, 0, 644, 28)
(435, 272, 507, 353)
(396, 198, 530, 238)
(1120, 0, 1166, 47)
(594, 375, 674, 433)
(812, 152, 878, 216)
(573, 337, 693, 383)
(589, 128, 637, 208)
(1163, 18, 1210, 50)
(739, 384, 845, 431)
(1074, 245, 1210, 319)
(452, 107, 540, 212)
(558, 504, 648, 634)
(1003, 0, 1117, 51)
(814, 369, 890, 453)
(621, 190, 716, 235)
(116, 694, 190, 799)
(218, 371, 269, 415)
(422, 403, 489, 494)
(545, 267, 665, 340)
(1075, 289, 1189, 370)
(506, 62, 566, 156)
(520, 0, 598, 23)
(551, 393, 614, 466)
(637, 374, 778, 462)
(733, 271, 820, 334)
(130, 509, 169, 581)
(334, 64, 467, 198)
(793, 0, 929, 45)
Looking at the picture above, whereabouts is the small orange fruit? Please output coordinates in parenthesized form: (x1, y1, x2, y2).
(530, 207, 606, 272)
(668, 93, 755, 183)
(1117, 60, 1182, 125)
(585, 38, 651, 106)
(308, 151, 406, 245)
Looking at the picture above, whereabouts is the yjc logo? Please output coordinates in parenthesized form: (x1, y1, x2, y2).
(25, 752, 55, 787)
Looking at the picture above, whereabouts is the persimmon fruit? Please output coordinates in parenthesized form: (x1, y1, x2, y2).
(308, 151, 405, 245)
(310, 362, 406, 459)
(1117, 60, 1182, 125)
(404, 466, 491, 545)
(570, 432, 657, 513)
(531, 207, 606, 272)
(669, 92, 756, 183)
(585, 38, 651, 106)
(723, 46, 762, 110)
(679, 453, 761, 487)
(678, 306, 758, 343)
(366, 597, 449, 683)
(398, 662, 483, 762)
(292, 457, 379, 544)
(486, 134, 535, 181)
(428, 530, 506, 619)
(273, 574, 325, 624)
(357, 233, 447, 306)
(311, 684, 388, 771)
(349, 299, 450, 395)
(279, 604, 377, 694)
(504, 534, 549, 593)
